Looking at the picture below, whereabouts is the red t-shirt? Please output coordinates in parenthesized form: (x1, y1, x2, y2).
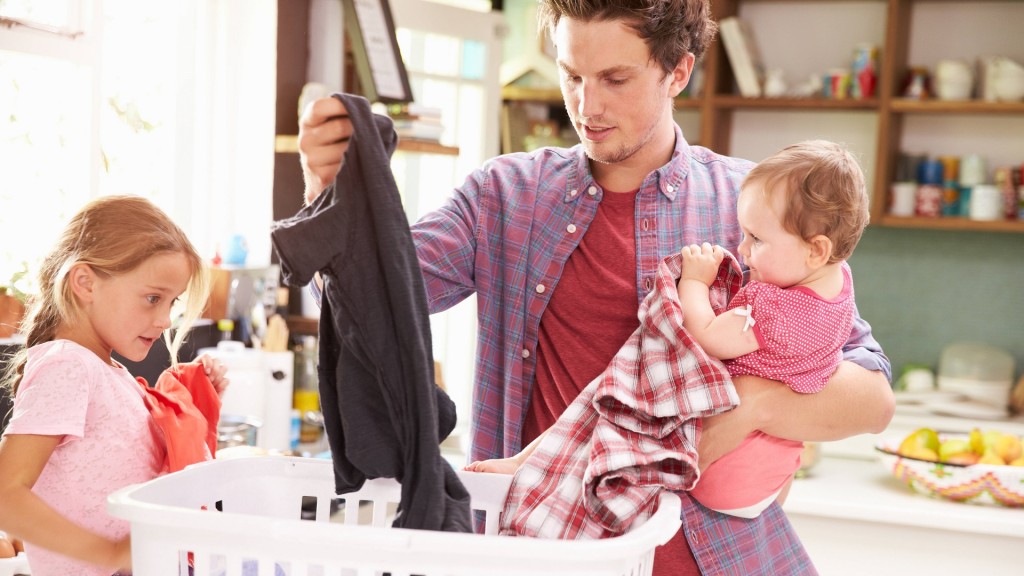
(522, 188, 698, 576)
(523, 189, 640, 443)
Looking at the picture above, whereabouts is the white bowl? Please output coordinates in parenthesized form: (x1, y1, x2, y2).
(875, 434, 1024, 507)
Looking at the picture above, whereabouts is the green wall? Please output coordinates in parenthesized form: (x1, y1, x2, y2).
(849, 227, 1024, 383)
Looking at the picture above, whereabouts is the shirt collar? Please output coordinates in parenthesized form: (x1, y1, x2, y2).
(563, 123, 692, 203)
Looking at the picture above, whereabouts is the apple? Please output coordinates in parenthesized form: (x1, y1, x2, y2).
(994, 434, 1022, 463)
(978, 448, 1006, 466)
(898, 427, 940, 461)
(938, 438, 972, 461)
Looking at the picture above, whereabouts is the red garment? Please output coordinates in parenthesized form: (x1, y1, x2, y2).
(525, 189, 640, 444)
(138, 362, 221, 473)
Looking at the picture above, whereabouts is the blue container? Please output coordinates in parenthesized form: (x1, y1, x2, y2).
(917, 159, 944, 185)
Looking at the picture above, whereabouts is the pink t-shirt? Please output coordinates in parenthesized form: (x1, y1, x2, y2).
(3, 340, 164, 576)
(724, 262, 855, 393)
(691, 263, 855, 516)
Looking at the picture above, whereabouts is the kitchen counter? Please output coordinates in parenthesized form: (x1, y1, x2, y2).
(785, 455, 1023, 575)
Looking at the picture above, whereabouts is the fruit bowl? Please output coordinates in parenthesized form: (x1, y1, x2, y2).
(875, 435, 1024, 507)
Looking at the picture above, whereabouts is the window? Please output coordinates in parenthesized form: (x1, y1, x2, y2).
(0, 0, 277, 295)
(389, 0, 503, 440)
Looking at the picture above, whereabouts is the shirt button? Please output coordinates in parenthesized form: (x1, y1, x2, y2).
(587, 186, 598, 196)
(522, 348, 530, 359)
(536, 284, 546, 294)
(666, 184, 675, 193)
(570, 189, 578, 197)
(567, 224, 577, 234)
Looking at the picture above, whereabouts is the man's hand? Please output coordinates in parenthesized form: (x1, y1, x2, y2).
(298, 97, 353, 204)
(697, 375, 770, 471)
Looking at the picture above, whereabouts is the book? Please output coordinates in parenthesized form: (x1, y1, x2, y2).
(719, 16, 765, 98)
(393, 119, 445, 141)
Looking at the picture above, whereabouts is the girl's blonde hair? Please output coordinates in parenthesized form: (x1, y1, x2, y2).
(1, 195, 209, 395)
(744, 140, 870, 262)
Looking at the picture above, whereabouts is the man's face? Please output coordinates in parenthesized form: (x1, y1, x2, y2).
(554, 17, 690, 172)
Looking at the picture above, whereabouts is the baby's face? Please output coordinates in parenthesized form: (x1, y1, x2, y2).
(736, 184, 811, 288)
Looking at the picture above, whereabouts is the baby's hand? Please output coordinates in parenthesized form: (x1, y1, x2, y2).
(464, 458, 521, 475)
(194, 353, 230, 396)
(679, 242, 725, 286)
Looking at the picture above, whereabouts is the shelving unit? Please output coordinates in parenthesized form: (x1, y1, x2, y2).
(502, 0, 1024, 234)
(274, 134, 460, 157)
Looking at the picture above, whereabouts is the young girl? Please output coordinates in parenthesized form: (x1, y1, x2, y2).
(467, 140, 871, 519)
(0, 195, 229, 575)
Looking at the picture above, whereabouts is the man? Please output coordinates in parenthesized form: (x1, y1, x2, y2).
(297, 0, 894, 572)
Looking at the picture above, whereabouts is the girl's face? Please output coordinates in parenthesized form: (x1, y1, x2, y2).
(736, 182, 813, 288)
(83, 252, 192, 363)
(554, 17, 689, 174)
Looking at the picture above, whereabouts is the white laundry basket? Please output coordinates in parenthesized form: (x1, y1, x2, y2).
(108, 456, 681, 576)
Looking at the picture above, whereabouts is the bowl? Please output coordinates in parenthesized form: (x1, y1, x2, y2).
(875, 435, 1024, 507)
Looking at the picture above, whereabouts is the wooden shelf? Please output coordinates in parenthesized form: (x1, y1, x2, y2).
(501, 85, 562, 103)
(710, 96, 880, 110)
(393, 139, 460, 156)
(876, 216, 1024, 234)
(275, 134, 459, 156)
(498, 0, 1024, 234)
(888, 99, 1024, 114)
(285, 315, 319, 336)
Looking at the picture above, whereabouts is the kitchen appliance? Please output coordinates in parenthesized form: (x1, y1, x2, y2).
(199, 340, 294, 452)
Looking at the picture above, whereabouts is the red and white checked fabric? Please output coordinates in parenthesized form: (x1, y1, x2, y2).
(499, 251, 744, 539)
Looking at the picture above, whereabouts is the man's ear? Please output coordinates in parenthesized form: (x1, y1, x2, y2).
(67, 263, 97, 303)
(669, 52, 696, 98)
(806, 235, 833, 269)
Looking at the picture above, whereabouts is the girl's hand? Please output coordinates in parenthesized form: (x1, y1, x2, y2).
(195, 353, 230, 396)
(679, 242, 725, 287)
(108, 536, 131, 574)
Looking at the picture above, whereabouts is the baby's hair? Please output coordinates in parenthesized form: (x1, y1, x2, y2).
(744, 140, 870, 262)
(1, 195, 209, 396)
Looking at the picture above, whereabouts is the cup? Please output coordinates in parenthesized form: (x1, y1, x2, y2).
(935, 59, 974, 101)
(969, 184, 1003, 220)
(993, 57, 1024, 102)
(890, 182, 917, 217)
(959, 154, 987, 187)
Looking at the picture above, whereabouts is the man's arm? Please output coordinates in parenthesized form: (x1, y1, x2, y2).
(698, 363, 895, 470)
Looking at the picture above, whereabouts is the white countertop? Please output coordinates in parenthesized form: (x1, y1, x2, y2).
(785, 455, 1024, 539)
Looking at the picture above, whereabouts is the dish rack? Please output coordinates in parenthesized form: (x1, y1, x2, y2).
(107, 456, 682, 576)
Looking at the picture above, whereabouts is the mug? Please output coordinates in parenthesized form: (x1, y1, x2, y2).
(959, 154, 987, 187)
(890, 182, 917, 217)
(935, 59, 973, 101)
(969, 184, 1003, 221)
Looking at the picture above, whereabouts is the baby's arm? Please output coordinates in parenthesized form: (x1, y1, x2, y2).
(465, 428, 550, 474)
(678, 243, 759, 360)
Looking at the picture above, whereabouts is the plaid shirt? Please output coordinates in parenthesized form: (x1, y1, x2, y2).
(402, 125, 888, 464)
(498, 251, 742, 539)
(310, 123, 889, 574)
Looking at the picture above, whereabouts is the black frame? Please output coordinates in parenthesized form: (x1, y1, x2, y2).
(342, 0, 414, 104)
